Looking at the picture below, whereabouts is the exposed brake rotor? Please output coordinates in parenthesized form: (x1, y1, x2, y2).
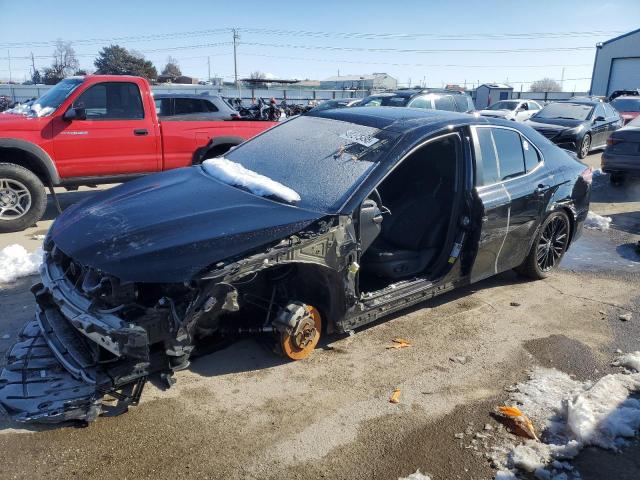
(275, 302, 322, 361)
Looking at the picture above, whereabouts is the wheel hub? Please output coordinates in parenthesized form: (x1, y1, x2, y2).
(292, 316, 317, 350)
(0, 178, 32, 220)
(276, 302, 322, 361)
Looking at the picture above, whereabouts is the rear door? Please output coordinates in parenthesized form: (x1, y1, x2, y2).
(591, 104, 609, 147)
(53, 81, 159, 178)
(469, 126, 550, 281)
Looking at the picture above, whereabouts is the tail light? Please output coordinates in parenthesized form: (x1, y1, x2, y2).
(580, 166, 593, 185)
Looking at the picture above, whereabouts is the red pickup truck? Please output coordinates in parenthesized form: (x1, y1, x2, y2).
(0, 75, 276, 232)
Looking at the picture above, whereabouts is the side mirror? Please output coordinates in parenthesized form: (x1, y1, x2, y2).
(594, 115, 605, 122)
(63, 107, 86, 121)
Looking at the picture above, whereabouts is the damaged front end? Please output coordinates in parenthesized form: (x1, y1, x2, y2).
(0, 213, 351, 424)
(0, 239, 242, 424)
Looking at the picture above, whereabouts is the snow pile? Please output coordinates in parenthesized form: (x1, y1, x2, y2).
(202, 157, 300, 204)
(398, 470, 431, 480)
(3, 103, 54, 117)
(494, 365, 640, 479)
(584, 211, 612, 231)
(613, 351, 640, 373)
(0, 244, 43, 284)
(30, 103, 55, 117)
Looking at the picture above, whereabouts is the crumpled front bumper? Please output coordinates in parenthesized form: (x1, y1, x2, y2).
(0, 319, 102, 423)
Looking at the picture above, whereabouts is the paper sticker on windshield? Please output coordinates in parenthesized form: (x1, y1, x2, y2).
(340, 130, 379, 147)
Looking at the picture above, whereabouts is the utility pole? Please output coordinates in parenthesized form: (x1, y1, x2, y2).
(207, 56, 211, 82)
(232, 28, 239, 88)
(560, 67, 565, 91)
(30, 52, 36, 81)
(7, 50, 12, 83)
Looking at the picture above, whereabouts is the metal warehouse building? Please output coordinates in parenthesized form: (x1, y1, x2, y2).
(590, 28, 640, 97)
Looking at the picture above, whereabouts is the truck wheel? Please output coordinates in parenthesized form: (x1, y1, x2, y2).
(0, 163, 47, 233)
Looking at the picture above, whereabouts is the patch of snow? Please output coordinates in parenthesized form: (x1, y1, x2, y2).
(494, 365, 640, 479)
(30, 103, 55, 117)
(399, 470, 431, 480)
(0, 244, 43, 284)
(592, 168, 605, 177)
(31, 234, 46, 240)
(584, 211, 612, 231)
(495, 471, 517, 480)
(202, 157, 300, 204)
(613, 351, 640, 372)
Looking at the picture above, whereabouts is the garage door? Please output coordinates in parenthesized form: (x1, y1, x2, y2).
(608, 57, 640, 95)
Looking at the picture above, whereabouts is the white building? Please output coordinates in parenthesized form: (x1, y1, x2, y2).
(320, 73, 397, 91)
(474, 83, 513, 109)
(590, 28, 640, 97)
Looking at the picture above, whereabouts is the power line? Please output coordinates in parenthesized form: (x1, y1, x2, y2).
(239, 51, 592, 69)
(240, 42, 595, 54)
(0, 27, 623, 49)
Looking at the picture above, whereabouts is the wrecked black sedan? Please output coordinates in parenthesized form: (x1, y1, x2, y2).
(0, 107, 591, 424)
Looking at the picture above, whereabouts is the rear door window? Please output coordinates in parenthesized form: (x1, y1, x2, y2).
(474, 128, 500, 186)
(527, 101, 540, 111)
(452, 94, 472, 112)
(492, 128, 526, 180)
(174, 98, 207, 115)
(407, 95, 432, 109)
(434, 95, 456, 111)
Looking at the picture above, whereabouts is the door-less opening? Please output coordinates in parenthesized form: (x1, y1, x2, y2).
(358, 134, 461, 292)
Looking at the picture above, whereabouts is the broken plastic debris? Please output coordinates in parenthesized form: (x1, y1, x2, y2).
(389, 388, 401, 404)
(496, 405, 539, 441)
(387, 338, 411, 349)
(619, 312, 632, 322)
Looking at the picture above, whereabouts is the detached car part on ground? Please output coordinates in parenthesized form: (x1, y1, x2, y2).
(0, 108, 591, 424)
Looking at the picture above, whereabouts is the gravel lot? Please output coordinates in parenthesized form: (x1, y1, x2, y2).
(0, 151, 638, 480)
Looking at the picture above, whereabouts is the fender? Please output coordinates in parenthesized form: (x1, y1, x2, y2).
(192, 135, 246, 164)
(0, 138, 61, 185)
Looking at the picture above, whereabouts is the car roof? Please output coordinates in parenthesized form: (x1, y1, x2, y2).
(154, 93, 221, 99)
(553, 99, 600, 106)
(613, 96, 640, 100)
(308, 106, 476, 132)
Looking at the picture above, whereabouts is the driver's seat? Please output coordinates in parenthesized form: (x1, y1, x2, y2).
(361, 188, 449, 280)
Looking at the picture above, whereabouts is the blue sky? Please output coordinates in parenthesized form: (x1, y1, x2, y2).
(1, 0, 639, 91)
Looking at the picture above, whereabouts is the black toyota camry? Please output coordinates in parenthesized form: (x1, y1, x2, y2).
(0, 107, 592, 424)
(524, 99, 622, 159)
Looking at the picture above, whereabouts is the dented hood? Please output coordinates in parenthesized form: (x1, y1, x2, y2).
(49, 166, 323, 283)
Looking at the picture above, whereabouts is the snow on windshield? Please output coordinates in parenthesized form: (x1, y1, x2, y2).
(202, 157, 301, 204)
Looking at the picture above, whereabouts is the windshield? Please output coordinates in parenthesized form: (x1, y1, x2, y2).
(487, 101, 519, 111)
(26, 78, 84, 117)
(611, 98, 640, 112)
(360, 95, 410, 107)
(533, 102, 593, 121)
(218, 116, 400, 212)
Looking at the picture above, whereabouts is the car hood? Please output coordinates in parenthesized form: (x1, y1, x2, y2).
(0, 112, 46, 130)
(49, 166, 325, 283)
(525, 117, 585, 130)
(479, 109, 511, 117)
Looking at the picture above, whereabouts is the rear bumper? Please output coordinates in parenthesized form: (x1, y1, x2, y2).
(602, 151, 640, 175)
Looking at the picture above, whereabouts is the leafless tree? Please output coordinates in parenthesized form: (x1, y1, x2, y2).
(529, 78, 562, 93)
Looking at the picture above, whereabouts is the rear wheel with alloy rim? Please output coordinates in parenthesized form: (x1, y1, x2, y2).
(515, 211, 571, 279)
(577, 134, 591, 159)
(0, 163, 47, 233)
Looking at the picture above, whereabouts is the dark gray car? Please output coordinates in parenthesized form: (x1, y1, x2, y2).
(602, 115, 640, 184)
(154, 93, 239, 120)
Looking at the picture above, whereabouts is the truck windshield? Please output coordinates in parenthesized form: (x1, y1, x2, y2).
(215, 116, 400, 212)
(28, 78, 84, 117)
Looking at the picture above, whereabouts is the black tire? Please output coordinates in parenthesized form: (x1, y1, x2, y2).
(515, 210, 571, 280)
(577, 134, 591, 159)
(610, 173, 625, 186)
(0, 163, 47, 233)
